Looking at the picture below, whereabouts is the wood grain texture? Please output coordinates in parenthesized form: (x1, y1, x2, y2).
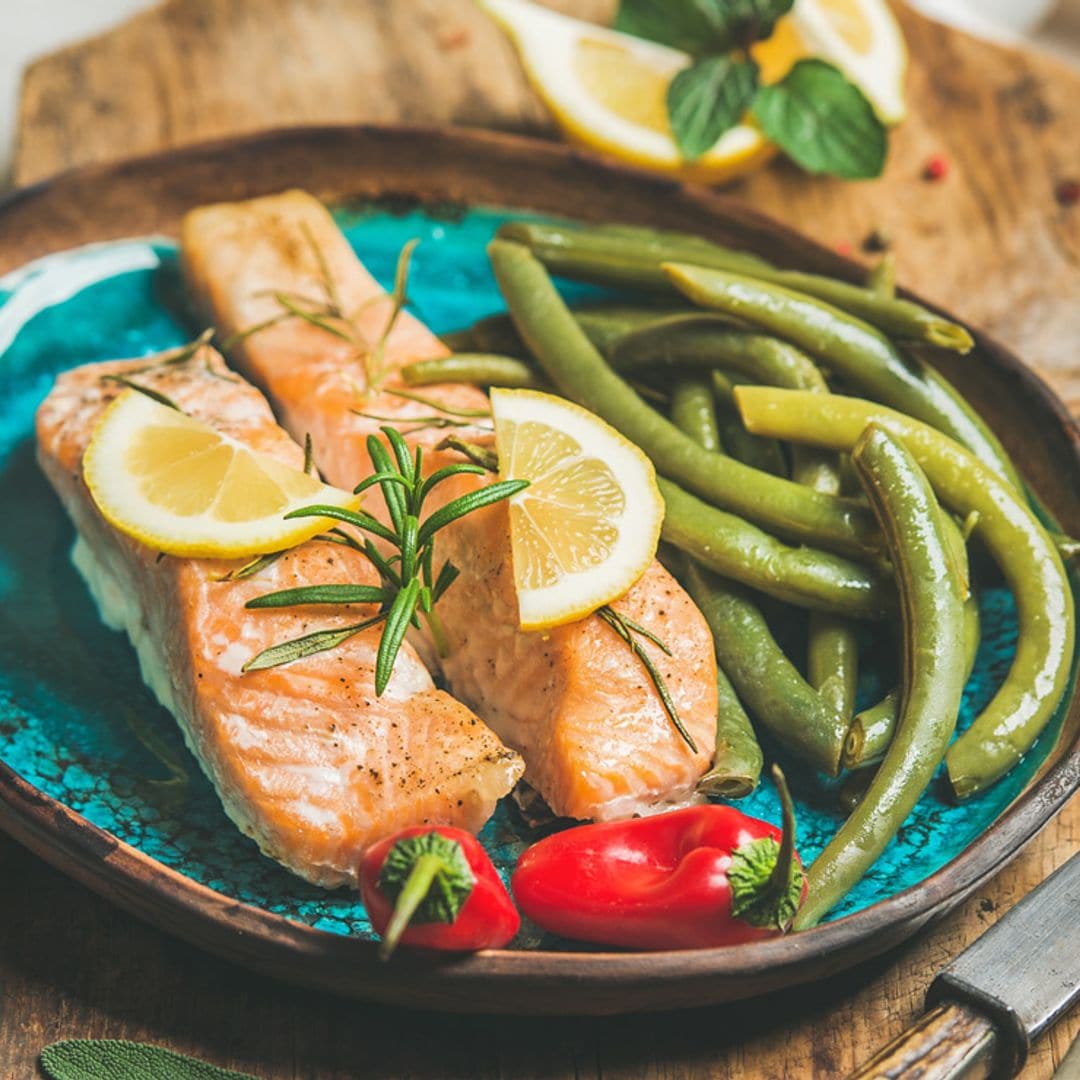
(14, 1, 1080, 405)
(6, 0, 1080, 1076)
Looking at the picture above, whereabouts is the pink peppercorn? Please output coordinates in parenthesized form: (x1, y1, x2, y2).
(835, 240, 854, 258)
(923, 154, 950, 181)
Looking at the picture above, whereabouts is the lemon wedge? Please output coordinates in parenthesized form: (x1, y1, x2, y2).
(479, 0, 774, 185)
(478, 0, 906, 184)
(491, 388, 663, 630)
(83, 390, 359, 558)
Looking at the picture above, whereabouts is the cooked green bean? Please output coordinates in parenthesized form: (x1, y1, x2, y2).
(665, 263, 1021, 491)
(807, 614, 859, 720)
(666, 399, 763, 798)
(795, 424, 966, 927)
(844, 591, 981, 769)
(670, 377, 721, 453)
(487, 239, 880, 558)
(867, 254, 896, 298)
(401, 354, 544, 390)
(699, 654, 765, 799)
(659, 478, 889, 618)
(683, 560, 849, 777)
(710, 373, 788, 477)
(735, 387, 1075, 798)
(497, 220, 973, 351)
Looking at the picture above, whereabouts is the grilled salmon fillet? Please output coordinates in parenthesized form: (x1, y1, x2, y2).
(181, 190, 718, 821)
(35, 347, 523, 887)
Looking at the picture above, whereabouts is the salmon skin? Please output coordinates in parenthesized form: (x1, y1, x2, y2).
(182, 191, 719, 822)
(35, 345, 523, 888)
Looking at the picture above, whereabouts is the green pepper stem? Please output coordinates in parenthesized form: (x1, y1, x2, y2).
(762, 765, 799, 921)
(379, 852, 445, 960)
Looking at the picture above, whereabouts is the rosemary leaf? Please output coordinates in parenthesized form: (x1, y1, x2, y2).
(597, 605, 696, 753)
(243, 615, 384, 672)
(283, 504, 397, 544)
(219, 310, 291, 350)
(301, 220, 346, 317)
(375, 577, 422, 694)
(385, 386, 493, 419)
(416, 479, 528, 547)
(215, 551, 287, 581)
(102, 375, 184, 413)
(367, 239, 419, 386)
(275, 294, 358, 345)
(419, 462, 488, 501)
(246, 584, 386, 608)
(303, 433, 316, 476)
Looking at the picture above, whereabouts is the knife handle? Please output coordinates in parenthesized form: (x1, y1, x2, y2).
(846, 1000, 999, 1080)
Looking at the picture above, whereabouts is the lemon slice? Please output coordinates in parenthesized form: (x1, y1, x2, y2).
(491, 388, 663, 630)
(478, 0, 775, 185)
(83, 390, 359, 558)
(785, 0, 908, 124)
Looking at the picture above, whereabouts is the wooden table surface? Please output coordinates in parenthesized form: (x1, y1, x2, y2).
(4, 1, 1080, 1076)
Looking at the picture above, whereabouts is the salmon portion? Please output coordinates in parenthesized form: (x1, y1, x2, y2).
(35, 347, 523, 887)
(181, 191, 718, 821)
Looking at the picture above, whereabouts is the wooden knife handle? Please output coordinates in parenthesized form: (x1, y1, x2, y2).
(847, 1000, 999, 1080)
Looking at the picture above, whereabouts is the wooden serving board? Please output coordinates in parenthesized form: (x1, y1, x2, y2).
(4, 2, 1080, 1078)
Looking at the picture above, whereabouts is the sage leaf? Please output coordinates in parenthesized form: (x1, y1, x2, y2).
(40, 1040, 257, 1080)
(668, 56, 759, 160)
(752, 59, 887, 180)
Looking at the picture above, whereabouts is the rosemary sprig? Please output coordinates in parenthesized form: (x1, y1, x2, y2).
(385, 386, 492, 419)
(218, 231, 421, 399)
(597, 605, 696, 753)
(241, 425, 527, 694)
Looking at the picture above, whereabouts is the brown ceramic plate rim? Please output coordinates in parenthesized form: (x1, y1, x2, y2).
(0, 124, 1077, 1014)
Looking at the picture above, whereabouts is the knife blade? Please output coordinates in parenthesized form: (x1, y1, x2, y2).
(848, 850, 1080, 1080)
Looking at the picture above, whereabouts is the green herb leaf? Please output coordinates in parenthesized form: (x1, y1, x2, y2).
(616, 0, 793, 54)
(416, 479, 529, 547)
(101, 375, 184, 413)
(283, 504, 397, 545)
(245, 584, 386, 608)
(40, 1039, 257, 1080)
(214, 550, 288, 582)
(242, 616, 384, 671)
(752, 58, 887, 179)
(375, 577, 422, 694)
(667, 56, 759, 160)
(597, 605, 696, 752)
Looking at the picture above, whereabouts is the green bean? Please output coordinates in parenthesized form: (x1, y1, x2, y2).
(699, 651, 765, 799)
(487, 239, 880, 558)
(573, 306, 719, 355)
(683, 560, 849, 777)
(735, 387, 1075, 798)
(497, 220, 973, 351)
(468, 312, 528, 357)
(807, 614, 859, 720)
(400, 354, 545, 390)
(711, 373, 788, 477)
(844, 591, 981, 770)
(795, 424, 967, 928)
(670, 377, 721, 453)
(838, 768, 875, 814)
(666, 396, 762, 798)
(659, 478, 889, 619)
(867, 253, 896, 298)
(665, 263, 1021, 491)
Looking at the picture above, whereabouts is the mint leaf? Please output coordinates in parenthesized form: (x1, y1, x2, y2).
(616, 0, 793, 55)
(751, 59, 887, 180)
(668, 56, 759, 160)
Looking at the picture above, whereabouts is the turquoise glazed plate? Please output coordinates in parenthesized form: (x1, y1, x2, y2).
(0, 127, 1077, 1014)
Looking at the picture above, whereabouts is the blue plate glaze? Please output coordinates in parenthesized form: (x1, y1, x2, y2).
(0, 202, 1074, 945)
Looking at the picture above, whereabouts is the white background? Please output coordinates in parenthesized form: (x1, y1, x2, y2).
(1, 0, 1078, 186)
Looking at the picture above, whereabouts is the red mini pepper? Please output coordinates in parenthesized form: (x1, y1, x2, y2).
(360, 826, 520, 958)
(511, 767, 805, 950)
